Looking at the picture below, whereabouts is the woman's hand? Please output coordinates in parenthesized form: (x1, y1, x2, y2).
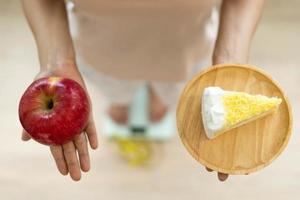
(21, 61, 98, 181)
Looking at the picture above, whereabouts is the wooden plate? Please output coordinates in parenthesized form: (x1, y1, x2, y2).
(176, 64, 292, 175)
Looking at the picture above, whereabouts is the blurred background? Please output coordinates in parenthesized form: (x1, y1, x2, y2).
(0, 0, 299, 199)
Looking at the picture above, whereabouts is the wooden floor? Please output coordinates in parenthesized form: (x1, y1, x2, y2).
(0, 0, 299, 199)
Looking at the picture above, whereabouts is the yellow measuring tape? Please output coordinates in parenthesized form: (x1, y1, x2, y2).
(114, 136, 152, 166)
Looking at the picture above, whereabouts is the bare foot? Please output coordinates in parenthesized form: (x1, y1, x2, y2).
(149, 87, 168, 122)
(107, 104, 128, 124)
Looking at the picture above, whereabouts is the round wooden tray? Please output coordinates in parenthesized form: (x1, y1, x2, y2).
(176, 64, 292, 175)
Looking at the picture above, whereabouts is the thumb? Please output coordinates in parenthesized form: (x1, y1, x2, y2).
(22, 129, 31, 141)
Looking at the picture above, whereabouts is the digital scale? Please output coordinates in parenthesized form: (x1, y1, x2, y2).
(101, 85, 176, 165)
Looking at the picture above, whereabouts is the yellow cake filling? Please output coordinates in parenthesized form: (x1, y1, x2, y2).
(222, 93, 282, 127)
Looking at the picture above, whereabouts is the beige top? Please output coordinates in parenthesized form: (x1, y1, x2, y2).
(70, 0, 220, 82)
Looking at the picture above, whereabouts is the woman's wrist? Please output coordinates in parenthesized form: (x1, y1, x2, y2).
(212, 54, 248, 65)
(39, 42, 76, 71)
(40, 56, 77, 73)
(212, 46, 249, 65)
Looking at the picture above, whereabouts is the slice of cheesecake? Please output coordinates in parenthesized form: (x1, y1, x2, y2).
(202, 87, 282, 139)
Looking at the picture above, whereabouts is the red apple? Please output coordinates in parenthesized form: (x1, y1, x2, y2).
(19, 77, 90, 145)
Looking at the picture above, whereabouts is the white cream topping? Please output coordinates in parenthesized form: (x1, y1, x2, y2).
(201, 87, 226, 139)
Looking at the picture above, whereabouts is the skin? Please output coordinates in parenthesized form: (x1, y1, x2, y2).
(107, 87, 168, 124)
(211, 0, 265, 181)
(21, 0, 264, 181)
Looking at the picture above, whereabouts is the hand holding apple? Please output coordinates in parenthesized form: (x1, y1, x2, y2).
(19, 77, 90, 145)
(21, 62, 98, 181)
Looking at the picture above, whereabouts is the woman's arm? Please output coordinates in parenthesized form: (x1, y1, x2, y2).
(21, 0, 98, 181)
(21, 0, 75, 68)
(208, 0, 265, 181)
(213, 0, 265, 64)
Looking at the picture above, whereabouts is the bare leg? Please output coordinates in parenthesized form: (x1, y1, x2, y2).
(107, 86, 168, 124)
